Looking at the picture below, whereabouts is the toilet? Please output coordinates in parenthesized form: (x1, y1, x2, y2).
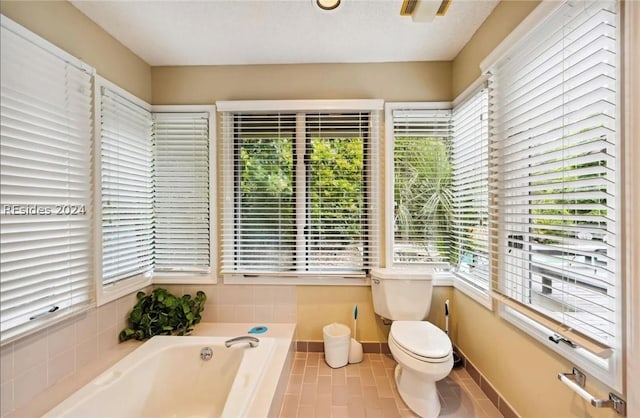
(371, 268, 453, 418)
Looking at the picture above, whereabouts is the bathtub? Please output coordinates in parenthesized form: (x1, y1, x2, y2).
(43, 335, 278, 418)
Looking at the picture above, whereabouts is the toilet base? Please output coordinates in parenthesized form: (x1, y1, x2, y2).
(394, 364, 441, 418)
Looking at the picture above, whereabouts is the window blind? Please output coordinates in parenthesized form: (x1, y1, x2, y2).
(306, 112, 377, 272)
(391, 109, 452, 263)
(490, 0, 618, 348)
(451, 88, 490, 289)
(153, 113, 211, 272)
(223, 112, 296, 273)
(221, 109, 379, 277)
(0, 19, 93, 343)
(99, 88, 154, 285)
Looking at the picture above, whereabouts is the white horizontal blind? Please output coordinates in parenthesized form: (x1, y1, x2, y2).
(391, 109, 452, 263)
(452, 88, 490, 290)
(222, 113, 296, 273)
(0, 20, 93, 343)
(490, 0, 618, 347)
(99, 88, 154, 285)
(221, 110, 379, 276)
(153, 113, 210, 272)
(306, 112, 378, 273)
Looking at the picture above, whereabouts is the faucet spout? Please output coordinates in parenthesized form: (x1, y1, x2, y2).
(224, 335, 260, 348)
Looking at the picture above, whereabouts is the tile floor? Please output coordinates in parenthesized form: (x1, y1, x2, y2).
(279, 352, 503, 418)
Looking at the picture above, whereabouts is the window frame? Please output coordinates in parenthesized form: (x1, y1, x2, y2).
(384, 101, 490, 298)
(218, 99, 382, 286)
(383, 101, 451, 272)
(150, 105, 217, 286)
(0, 15, 96, 344)
(93, 75, 153, 306)
(450, 81, 492, 308)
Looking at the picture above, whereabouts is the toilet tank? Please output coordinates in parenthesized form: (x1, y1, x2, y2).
(370, 268, 434, 321)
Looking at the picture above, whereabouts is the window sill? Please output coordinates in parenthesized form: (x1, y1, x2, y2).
(499, 304, 622, 393)
(223, 274, 370, 286)
(97, 273, 152, 306)
(152, 272, 217, 285)
(452, 274, 493, 310)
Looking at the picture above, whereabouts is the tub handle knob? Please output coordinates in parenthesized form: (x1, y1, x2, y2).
(225, 336, 260, 348)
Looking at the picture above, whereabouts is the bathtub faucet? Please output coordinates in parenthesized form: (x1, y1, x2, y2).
(224, 336, 260, 348)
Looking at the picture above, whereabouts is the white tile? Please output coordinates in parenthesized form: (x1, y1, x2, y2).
(204, 285, 220, 305)
(76, 337, 98, 370)
(47, 349, 75, 386)
(252, 286, 275, 305)
(234, 305, 255, 323)
(13, 364, 47, 411)
(200, 303, 218, 322)
(217, 305, 236, 322)
(75, 310, 97, 344)
(97, 325, 118, 356)
(0, 343, 14, 384)
(13, 331, 47, 373)
(97, 301, 118, 332)
(274, 286, 296, 304)
(254, 305, 276, 323)
(116, 292, 139, 328)
(274, 305, 297, 323)
(220, 285, 252, 305)
(47, 321, 76, 360)
(1, 381, 14, 417)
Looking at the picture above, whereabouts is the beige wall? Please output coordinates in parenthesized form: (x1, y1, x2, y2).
(451, 0, 540, 98)
(296, 286, 453, 342)
(0, 0, 152, 102)
(451, 291, 617, 418)
(151, 62, 451, 104)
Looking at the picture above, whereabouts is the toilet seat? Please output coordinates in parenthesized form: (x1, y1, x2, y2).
(390, 321, 452, 363)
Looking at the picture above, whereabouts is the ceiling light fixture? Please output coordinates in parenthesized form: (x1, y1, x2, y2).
(401, 0, 452, 22)
(315, 0, 341, 11)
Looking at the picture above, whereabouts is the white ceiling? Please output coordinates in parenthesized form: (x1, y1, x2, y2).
(71, 0, 499, 66)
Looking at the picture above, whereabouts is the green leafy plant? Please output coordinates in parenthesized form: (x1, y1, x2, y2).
(119, 288, 207, 342)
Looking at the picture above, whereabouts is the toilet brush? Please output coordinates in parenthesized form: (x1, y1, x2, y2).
(348, 305, 363, 363)
(445, 300, 463, 368)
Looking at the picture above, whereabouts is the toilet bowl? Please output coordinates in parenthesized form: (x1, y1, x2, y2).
(370, 268, 454, 418)
(389, 321, 453, 418)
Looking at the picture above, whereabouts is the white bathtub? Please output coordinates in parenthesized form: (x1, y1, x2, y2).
(43, 335, 278, 418)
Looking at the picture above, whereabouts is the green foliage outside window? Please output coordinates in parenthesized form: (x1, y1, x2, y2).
(394, 136, 453, 262)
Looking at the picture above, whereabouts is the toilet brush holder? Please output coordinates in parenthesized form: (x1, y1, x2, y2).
(348, 338, 363, 364)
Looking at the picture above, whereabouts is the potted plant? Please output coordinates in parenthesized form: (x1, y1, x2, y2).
(119, 288, 207, 342)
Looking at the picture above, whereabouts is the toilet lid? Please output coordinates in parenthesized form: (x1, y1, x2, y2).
(390, 321, 452, 359)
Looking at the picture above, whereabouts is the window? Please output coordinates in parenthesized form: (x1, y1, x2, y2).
(0, 16, 94, 343)
(98, 84, 154, 289)
(219, 100, 381, 284)
(488, 0, 622, 388)
(96, 81, 214, 303)
(451, 87, 490, 292)
(153, 112, 211, 274)
(386, 105, 453, 266)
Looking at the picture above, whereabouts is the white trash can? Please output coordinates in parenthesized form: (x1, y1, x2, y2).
(323, 323, 351, 368)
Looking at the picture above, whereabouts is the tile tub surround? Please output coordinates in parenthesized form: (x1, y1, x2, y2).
(0, 288, 147, 418)
(280, 352, 505, 418)
(158, 283, 297, 324)
(3, 322, 295, 418)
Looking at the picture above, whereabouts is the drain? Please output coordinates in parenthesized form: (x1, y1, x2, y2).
(200, 346, 213, 361)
